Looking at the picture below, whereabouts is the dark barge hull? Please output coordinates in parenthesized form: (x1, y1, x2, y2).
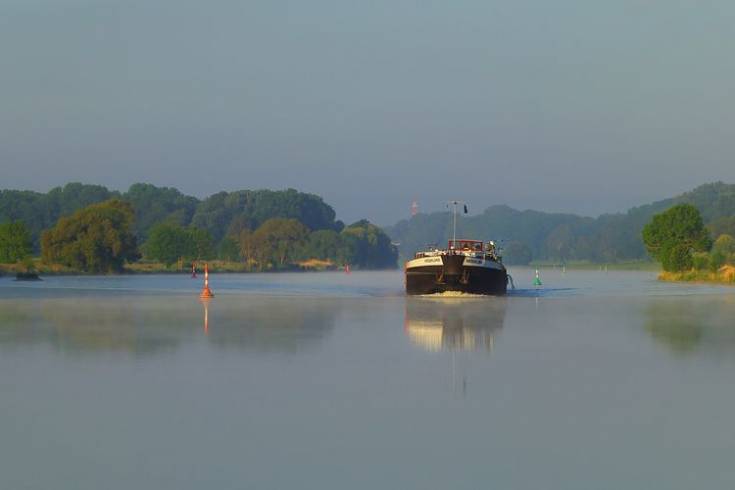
(405, 255, 508, 296)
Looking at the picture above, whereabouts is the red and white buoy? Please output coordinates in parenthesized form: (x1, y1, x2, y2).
(199, 263, 214, 298)
(344, 264, 351, 275)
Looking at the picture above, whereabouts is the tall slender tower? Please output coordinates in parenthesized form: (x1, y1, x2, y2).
(410, 199, 419, 217)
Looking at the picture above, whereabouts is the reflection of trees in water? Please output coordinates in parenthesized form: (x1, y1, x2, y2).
(404, 297, 506, 352)
(0, 301, 38, 348)
(0, 297, 191, 356)
(203, 297, 339, 352)
(0, 295, 340, 356)
(645, 297, 735, 356)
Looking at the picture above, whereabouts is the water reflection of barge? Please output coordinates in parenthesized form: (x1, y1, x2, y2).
(404, 297, 506, 352)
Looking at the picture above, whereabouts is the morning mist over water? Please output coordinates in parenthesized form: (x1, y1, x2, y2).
(3, 270, 735, 489)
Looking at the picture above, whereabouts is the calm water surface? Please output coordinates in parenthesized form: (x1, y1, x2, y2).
(1, 268, 735, 489)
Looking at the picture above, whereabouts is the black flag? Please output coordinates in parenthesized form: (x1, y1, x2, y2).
(463, 204, 468, 214)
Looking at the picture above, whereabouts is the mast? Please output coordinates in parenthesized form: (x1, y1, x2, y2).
(453, 201, 458, 246)
(447, 200, 465, 248)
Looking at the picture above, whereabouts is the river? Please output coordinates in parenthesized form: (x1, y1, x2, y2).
(1, 268, 734, 489)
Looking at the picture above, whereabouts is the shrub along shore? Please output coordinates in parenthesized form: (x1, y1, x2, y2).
(659, 266, 735, 285)
(528, 260, 660, 271)
(0, 258, 343, 276)
(642, 204, 735, 286)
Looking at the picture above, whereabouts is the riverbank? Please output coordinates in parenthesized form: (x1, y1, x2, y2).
(659, 266, 735, 285)
(125, 259, 340, 274)
(529, 260, 660, 271)
(0, 258, 342, 276)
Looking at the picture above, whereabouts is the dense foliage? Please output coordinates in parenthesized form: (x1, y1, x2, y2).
(713, 234, 735, 256)
(8, 180, 735, 269)
(642, 204, 712, 271)
(237, 218, 397, 270)
(190, 189, 341, 243)
(0, 184, 341, 248)
(0, 221, 32, 263)
(386, 182, 735, 264)
(143, 224, 214, 266)
(0, 183, 118, 250)
(124, 183, 199, 241)
(248, 218, 310, 269)
(691, 234, 735, 272)
(41, 200, 139, 273)
(218, 236, 241, 262)
(339, 220, 398, 269)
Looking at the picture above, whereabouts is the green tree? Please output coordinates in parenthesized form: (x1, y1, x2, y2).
(41, 200, 139, 273)
(710, 250, 727, 271)
(0, 183, 117, 251)
(186, 226, 214, 261)
(704, 233, 734, 271)
(144, 224, 191, 266)
(664, 244, 694, 272)
(239, 229, 256, 266)
(191, 189, 339, 243)
(300, 230, 343, 261)
(251, 218, 309, 269)
(339, 220, 398, 269)
(122, 183, 199, 241)
(218, 235, 241, 261)
(692, 252, 711, 271)
(712, 234, 735, 256)
(143, 224, 213, 265)
(0, 221, 32, 263)
(642, 204, 712, 272)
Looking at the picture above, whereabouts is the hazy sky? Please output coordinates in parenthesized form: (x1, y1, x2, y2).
(3, 0, 735, 224)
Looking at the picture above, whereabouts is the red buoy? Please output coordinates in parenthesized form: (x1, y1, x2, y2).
(199, 263, 214, 298)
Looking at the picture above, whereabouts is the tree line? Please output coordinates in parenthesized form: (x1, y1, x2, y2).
(386, 182, 735, 264)
(0, 183, 343, 250)
(144, 217, 396, 271)
(0, 184, 397, 273)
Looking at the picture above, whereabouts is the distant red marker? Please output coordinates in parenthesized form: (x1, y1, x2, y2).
(199, 263, 215, 298)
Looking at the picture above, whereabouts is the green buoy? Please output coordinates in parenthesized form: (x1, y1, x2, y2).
(533, 269, 543, 287)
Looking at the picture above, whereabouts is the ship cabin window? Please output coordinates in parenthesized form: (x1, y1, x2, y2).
(449, 240, 483, 252)
(415, 252, 425, 259)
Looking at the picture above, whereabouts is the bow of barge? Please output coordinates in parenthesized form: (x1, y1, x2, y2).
(405, 239, 508, 296)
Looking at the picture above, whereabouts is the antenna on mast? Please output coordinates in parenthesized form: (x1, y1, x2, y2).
(446, 200, 467, 248)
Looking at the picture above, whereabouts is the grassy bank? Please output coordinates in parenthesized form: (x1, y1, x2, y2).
(0, 259, 75, 276)
(528, 260, 660, 271)
(126, 258, 339, 273)
(659, 266, 735, 285)
(0, 258, 341, 276)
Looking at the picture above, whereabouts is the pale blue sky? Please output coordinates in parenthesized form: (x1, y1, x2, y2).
(3, 0, 735, 223)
